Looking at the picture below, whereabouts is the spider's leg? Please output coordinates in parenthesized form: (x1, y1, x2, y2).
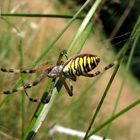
(63, 80, 73, 96)
(0, 63, 54, 74)
(56, 50, 68, 65)
(41, 78, 56, 104)
(82, 61, 117, 78)
(22, 84, 39, 103)
(2, 72, 47, 95)
(0, 68, 37, 74)
(69, 76, 77, 82)
(69, 80, 74, 95)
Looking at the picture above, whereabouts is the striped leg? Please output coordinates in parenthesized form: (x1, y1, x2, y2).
(2, 73, 49, 103)
(41, 78, 56, 103)
(3, 80, 40, 95)
(38, 50, 69, 103)
(22, 78, 57, 103)
(82, 61, 117, 78)
(26, 50, 68, 102)
(41, 79, 73, 104)
(2, 72, 47, 95)
(0, 68, 37, 74)
(22, 83, 39, 103)
(56, 50, 68, 65)
(36, 50, 69, 103)
(63, 80, 73, 96)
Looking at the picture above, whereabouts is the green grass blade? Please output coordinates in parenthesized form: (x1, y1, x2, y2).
(76, 22, 93, 54)
(23, 0, 103, 138)
(1, 13, 84, 19)
(31, 0, 91, 67)
(0, 0, 91, 108)
(84, 16, 140, 139)
(103, 16, 140, 138)
(67, 0, 102, 53)
(23, 0, 92, 139)
(45, 18, 94, 128)
(83, 60, 121, 140)
(27, 0, 101, 138)
(22, 79, 63, 140)
(87, 98, 140, 138)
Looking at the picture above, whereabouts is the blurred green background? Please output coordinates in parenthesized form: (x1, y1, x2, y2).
(0, 0, 140, 140)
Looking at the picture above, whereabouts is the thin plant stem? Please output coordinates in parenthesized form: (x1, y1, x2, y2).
(87, 98, 140, 138)
(1, 13, 84, 19)
(23, 0, 92, 139)
(84, 15, 140, 140)
(103, 21, 140, 139)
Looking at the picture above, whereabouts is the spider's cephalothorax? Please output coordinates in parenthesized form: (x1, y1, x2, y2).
(1, 50, 116, 103)
(47, 65, 63, 78)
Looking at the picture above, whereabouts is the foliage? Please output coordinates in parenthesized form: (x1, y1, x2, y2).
(0, 0, 140, 140)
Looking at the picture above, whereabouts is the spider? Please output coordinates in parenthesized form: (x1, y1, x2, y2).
(0, 50, 117, 103)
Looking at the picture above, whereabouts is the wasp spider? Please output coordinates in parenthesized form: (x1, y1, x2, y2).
(0, 50, 117, 103)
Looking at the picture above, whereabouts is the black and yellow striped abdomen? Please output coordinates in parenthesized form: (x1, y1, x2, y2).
(62, 54, 100, 77)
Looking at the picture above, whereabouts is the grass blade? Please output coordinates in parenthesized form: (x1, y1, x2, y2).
(23, 0, 92, 139)
(87, 98, 140, 138)
(0, 0, 91, 107)
(76, 22, 93, 54)
(84, 15, 140, 140)
(103, 16, 140, 138)
(83, 60, 121, 140)
(67, 0, 102, 53)
(1, 13, 84, 19)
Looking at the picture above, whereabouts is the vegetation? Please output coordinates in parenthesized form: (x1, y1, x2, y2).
(0, 0, 140, 140)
